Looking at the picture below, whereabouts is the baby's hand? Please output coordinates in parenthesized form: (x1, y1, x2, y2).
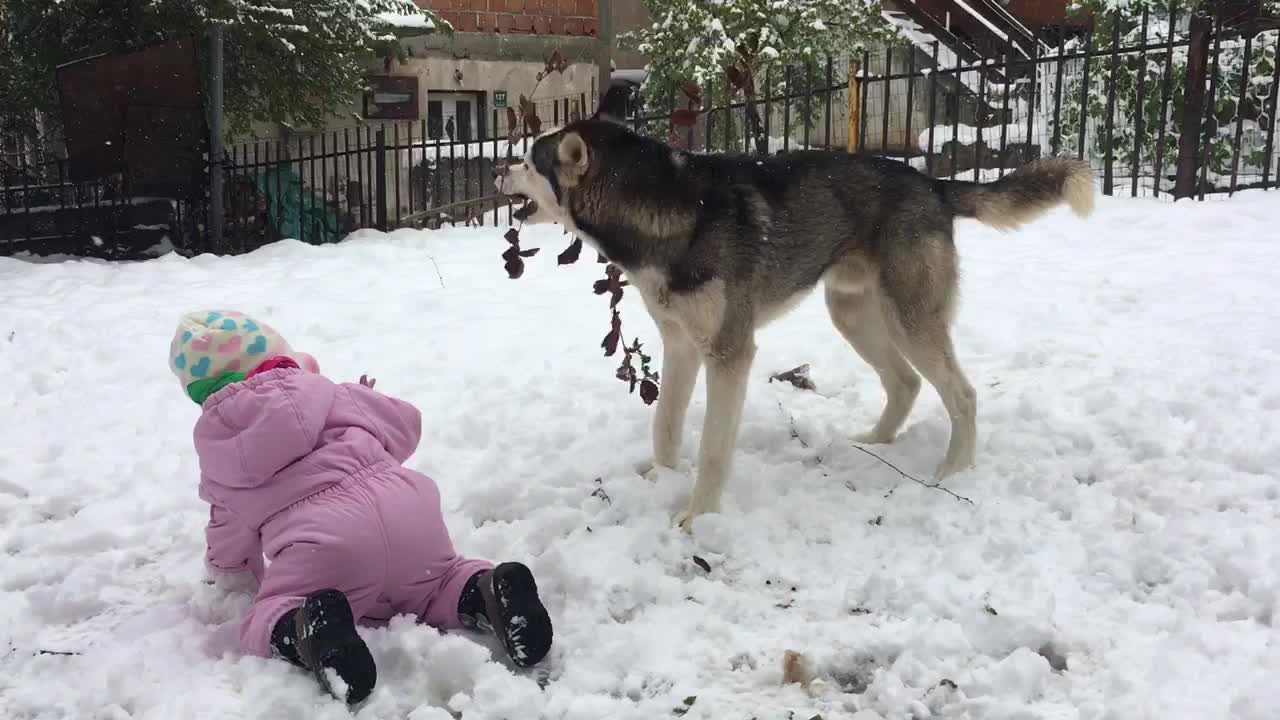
(204, 560, 259, 595)
(359, 374, 377, 389)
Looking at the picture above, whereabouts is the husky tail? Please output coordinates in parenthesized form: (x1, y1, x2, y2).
(937, 157, 1095, 231)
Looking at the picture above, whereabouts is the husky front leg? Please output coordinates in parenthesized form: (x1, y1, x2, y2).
(675, 338, 755, 530)
(652, 320, 702, 470)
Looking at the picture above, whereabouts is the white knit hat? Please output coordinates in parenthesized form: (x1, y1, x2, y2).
(169, 310, 317, 402)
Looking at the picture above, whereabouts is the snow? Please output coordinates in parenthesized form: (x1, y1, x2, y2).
(3, 191, 1280, 718)
(917, 121, 1034, 152)
(376, 12, 434, 30)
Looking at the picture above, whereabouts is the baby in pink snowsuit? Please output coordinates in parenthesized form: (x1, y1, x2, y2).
(170, 310, 552, 704)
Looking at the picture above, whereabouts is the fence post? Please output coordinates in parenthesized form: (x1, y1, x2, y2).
(375, 127, 388, 231)
(1152, 0, 1179, 196)
(1102, 15, 1122, 196)
(847, 58, 860, 152)
(1228, 35, 1253, 196)
(1263, 33, 1280, 189)
(1174, 10, 1212, 199)
(208, 25, 225, 253)
(1197, 15, 1224, 200)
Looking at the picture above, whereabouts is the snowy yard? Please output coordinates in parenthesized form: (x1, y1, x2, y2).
(3, 192, 1280, 720)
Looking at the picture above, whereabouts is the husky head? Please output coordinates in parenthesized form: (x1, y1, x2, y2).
(494, 119, 690, 217)
(493, 126, 594, 226)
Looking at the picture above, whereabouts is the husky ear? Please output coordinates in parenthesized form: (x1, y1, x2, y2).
(557, 132, 589, 185)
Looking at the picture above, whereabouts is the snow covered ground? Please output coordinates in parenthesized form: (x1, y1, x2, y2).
(2, 191, 1279, 720)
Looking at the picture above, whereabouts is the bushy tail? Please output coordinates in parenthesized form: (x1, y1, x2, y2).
(937, 158, 1095, 231)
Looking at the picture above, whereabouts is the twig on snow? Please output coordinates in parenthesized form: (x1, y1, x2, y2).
(775, 400, 834, 469)
(775, 400, 972, 505)
(425, 252, 445, 288)
(848, 443, 973, 505)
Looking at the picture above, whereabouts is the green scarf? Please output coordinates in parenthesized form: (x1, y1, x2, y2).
(187, 371, 247, 405)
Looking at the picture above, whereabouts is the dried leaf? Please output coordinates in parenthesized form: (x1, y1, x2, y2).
(525, 113, 542, 136)
(681, 80, 703, 101)
(770, 364, 816, 391)
(503, 251, 525, 279)
(505, 106, 519, 133)
(601, 309, 622, 356)
(504, 227, 521, 245)
(597, 252, 609, 264)
(640, 379, 660, 404)
(557, 237, 583, 265)
(592, 264, 626, 308)
(670, 109, 700, 127)
(692, 555, 711, 573)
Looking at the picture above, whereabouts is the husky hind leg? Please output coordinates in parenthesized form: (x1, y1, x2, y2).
(824, 278, 922, 445)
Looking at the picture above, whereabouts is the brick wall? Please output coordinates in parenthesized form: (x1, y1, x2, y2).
(416, 0, 599, 36)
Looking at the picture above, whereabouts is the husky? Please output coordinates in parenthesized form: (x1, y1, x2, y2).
(495, 118, 1094, 529)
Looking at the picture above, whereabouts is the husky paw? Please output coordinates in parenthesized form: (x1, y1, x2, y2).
(932, 456, 974, 481)
(639, 458, 691, 482)
(673, 508, 696, 532)
(673, 497, 719, 532)
(851, 429, 895, 445)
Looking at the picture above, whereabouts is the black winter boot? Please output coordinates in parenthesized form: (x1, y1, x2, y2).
(457, 562, 553, 668)
(271, 589, 376, 705)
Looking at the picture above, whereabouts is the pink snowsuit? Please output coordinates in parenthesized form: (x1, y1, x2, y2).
(193, 366, 491, 657)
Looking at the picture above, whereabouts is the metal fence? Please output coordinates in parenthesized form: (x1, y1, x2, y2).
(625, 17, 1278, 200)
(3, 14, 1277, 259)
(1, 151, 200, 259)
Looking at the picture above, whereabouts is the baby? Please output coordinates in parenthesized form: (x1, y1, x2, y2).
(170, 310, 552, 704)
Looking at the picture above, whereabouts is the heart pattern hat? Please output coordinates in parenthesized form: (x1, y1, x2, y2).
(169, 310, 317, 404)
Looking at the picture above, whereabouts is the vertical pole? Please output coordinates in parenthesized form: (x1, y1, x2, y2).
(208, 25, 225, 253)
(880, 49, 892, 157)
(975, 59, 988, 181)
(860, 50, 871, 153)
(375, 127, 387, 231)
(805, 61, 814, 150)
(1077, 29, 1094, 162)
(997, 39, 1013, 178)
(1131, 9, 1149, 198)
(848, 58, 860, 152)
(1153, 0, 1178, 196)
(825, 57, 834, 148)
(1102, 15, 1121, 196)
(927, 41, 940, 168)
(783, 65, 792, 152)
(1227, 35, 1251, 196)
(903, 50, 915, 158)
(1025, 39, 1038, 164)
(1197, 15, 1223, 200)
(1262, 33, 1280, 190)
(597, 0, 613, 104)
(1175, 10, 1212, 199)
(1052, 33, 1065, 156)
(764, 65, 774, 152)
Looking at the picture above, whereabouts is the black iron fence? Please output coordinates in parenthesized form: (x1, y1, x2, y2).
(3, 13, 1277, 259)
(1, 151, 200, 258)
